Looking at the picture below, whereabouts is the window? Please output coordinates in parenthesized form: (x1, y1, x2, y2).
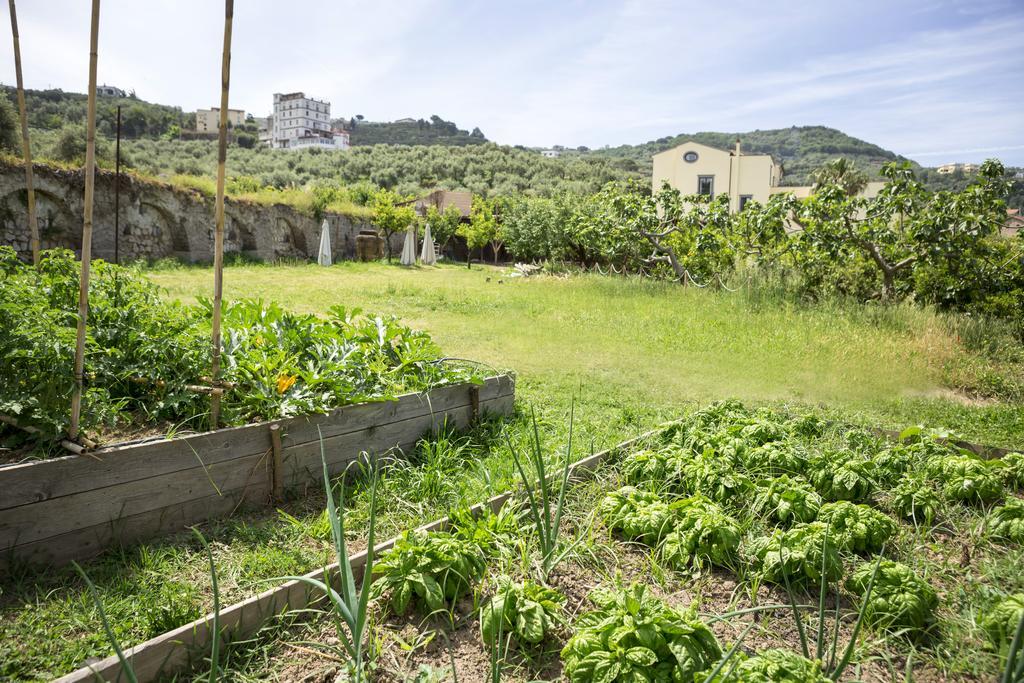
(683, 151, 699, 163)
(739, 195, 753, 211)
(698, 175, 714, 197)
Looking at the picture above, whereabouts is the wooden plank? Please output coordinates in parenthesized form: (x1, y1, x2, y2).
(3, 392, 513, 567)
(0, 377, 511, 511)
(0, 448, 274, 549)
(55, 428, 645, 683)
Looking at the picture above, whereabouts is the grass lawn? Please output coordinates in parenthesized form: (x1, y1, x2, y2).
(149, 260, 1023, 448)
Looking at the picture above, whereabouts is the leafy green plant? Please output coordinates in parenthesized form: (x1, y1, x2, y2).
(273, 438, 377, 680)
(926, 454, 1004, 505)
(816, 501, 897, 555)
(988, 499, 1024, 544)
(887, 473, 941, 525)
(561, 582, 722, 682)
(751, 475, 822, 525)
(621, 447, 680, 486)
(846, 559, 937, 634)
(741, 441, 810, 477)
(809, 451, 876, 502)
(371, 530, 485, 615)
(448, 505, 521, 556)
(995, 452, 1024, 490)
(983, 594, 1024, 651)
(479, 577, 565, 646)
(697, 648, 829, 682)
(599, 486, 678, 545)
(747, 522, 843, 587)
(658, 495, 742, 571)
(677, 451, 754, 504)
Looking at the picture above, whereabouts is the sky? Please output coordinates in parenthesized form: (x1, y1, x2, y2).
(2, 0, 1023, 165)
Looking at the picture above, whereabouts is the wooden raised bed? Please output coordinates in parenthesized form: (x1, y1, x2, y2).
(0, 376, 514, 570)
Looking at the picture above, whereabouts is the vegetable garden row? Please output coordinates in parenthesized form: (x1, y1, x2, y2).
(46, 400, 1024, 682)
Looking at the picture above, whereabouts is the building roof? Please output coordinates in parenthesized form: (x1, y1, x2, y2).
(652, 139, 775, 162)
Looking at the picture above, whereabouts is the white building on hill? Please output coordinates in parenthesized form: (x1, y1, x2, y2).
(196, 107, 246, 133)
(271, 92, 347, 150)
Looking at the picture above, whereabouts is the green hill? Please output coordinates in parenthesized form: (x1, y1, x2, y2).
(342, 115, 487, 147)
(1, 85, 191, 140)
(587, 125, 914, 186)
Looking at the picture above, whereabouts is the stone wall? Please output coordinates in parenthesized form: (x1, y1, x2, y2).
(0, 161, 396, 263)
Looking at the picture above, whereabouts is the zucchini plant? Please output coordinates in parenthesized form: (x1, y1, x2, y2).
(751, 475, 822, 525)
(479, 577, 565, 646)
(747, 522, 843, 587)
(371, 530, 485, 615)
(988, 499, 1024, 545)
(846, 559, 938, 634)
(599, 486, 678, 545)
(816, 501, 897, 555)
(659, 495, 742, 571)
(926, 454, 1004, 505)
(561, 582, 722, 682)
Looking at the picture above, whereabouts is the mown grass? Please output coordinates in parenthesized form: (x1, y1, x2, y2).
(148, 260, 1023, 447)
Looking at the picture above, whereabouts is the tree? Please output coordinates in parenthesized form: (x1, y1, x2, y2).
(0, 96, 18, 152)
(458, 196, 497, 268)
(423, 204, 463, 255)
(811, 158, 869, 197)
(371, 188, 416, 263)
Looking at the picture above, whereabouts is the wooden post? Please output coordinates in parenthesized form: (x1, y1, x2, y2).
(269, 423, 283, 502)
(68, 0, 101, 442)
(208, 0, 234, 429)
(8, 0, 39, 265)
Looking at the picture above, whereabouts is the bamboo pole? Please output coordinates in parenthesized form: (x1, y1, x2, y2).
(208, 0, 234, 429)
(68, 0, 101, 442)
(8, 0, 39, 264)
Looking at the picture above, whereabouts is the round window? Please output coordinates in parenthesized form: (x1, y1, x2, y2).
(683, 151, 699, 163)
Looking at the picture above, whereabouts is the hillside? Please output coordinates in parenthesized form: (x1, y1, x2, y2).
(1, 85, 191, 139)
(587, 126, 913, 186)
(341, 115, 488, 147)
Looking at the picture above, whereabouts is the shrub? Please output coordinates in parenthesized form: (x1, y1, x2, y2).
(846, 559, 938, 634)
(561, 582, 721, 682)
(817, 501, 897, 555)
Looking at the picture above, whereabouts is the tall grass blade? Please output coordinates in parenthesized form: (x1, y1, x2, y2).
(832, 552, 884, 680)
(72, 561, 140, 683)
(779, 535, 810, 660)
(703, 621, 756, 681)
(816, 523, 831, 662)
(192, 529, 221, 683)
(1003, 606, 1024, 683)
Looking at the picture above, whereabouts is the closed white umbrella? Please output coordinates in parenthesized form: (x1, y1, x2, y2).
(420, 223, 437, 265)
(317, 219, 332, 266)
(400, 224, 417, 266)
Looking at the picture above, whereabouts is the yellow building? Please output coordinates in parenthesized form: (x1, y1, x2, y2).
(196, 107, 246, 133)
(652, 139, 884, 211)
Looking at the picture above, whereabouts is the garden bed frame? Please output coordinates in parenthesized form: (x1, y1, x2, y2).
(0, 376, 514, 571)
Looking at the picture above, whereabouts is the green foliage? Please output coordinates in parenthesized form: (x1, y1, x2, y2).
(926, 454, 1005, 505)
(996, 452, 1024, 490)
(887, 474, 941, 525)
(371, 188, 417, 261)
(0, 95, 18, 152)
(988, 499, 1024, 545)
(809, 451, 877, 502)
(741, 441, 810, 477)
(748, 522, 843, 587)
(698, 648, 829, 682)
(676, 451, 754, 504)
(658, 495, 742, 571)
(347, 115, 486, 147)
(817, 501, 897, 555)
(370, 530, 485, 615)
(750, 475, 822, 525)
(982, 594, 1024, 650)
(447, 505, 520, 556)
(599, 486, 677, 545)
(561, 582, 722, 682)
(0, 250, 473, 441)
(423, 204, 463, 250)
(479, 577, 564, 646)
(846, 559, 938, 633)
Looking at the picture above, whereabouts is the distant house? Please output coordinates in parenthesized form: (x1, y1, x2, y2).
(652, 139, 884, 214)
(394, 117, 417, 124)
(331, 128, 351, 150)
(271, 92, 346, 150)
(1005, 209, 1024, 238)
(540, 149, 561, 158)
(96, 84, 126, 98)
(400, 190, 473, 221)
(937, 162, 979, 175)
(195, 107, 246, 133)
